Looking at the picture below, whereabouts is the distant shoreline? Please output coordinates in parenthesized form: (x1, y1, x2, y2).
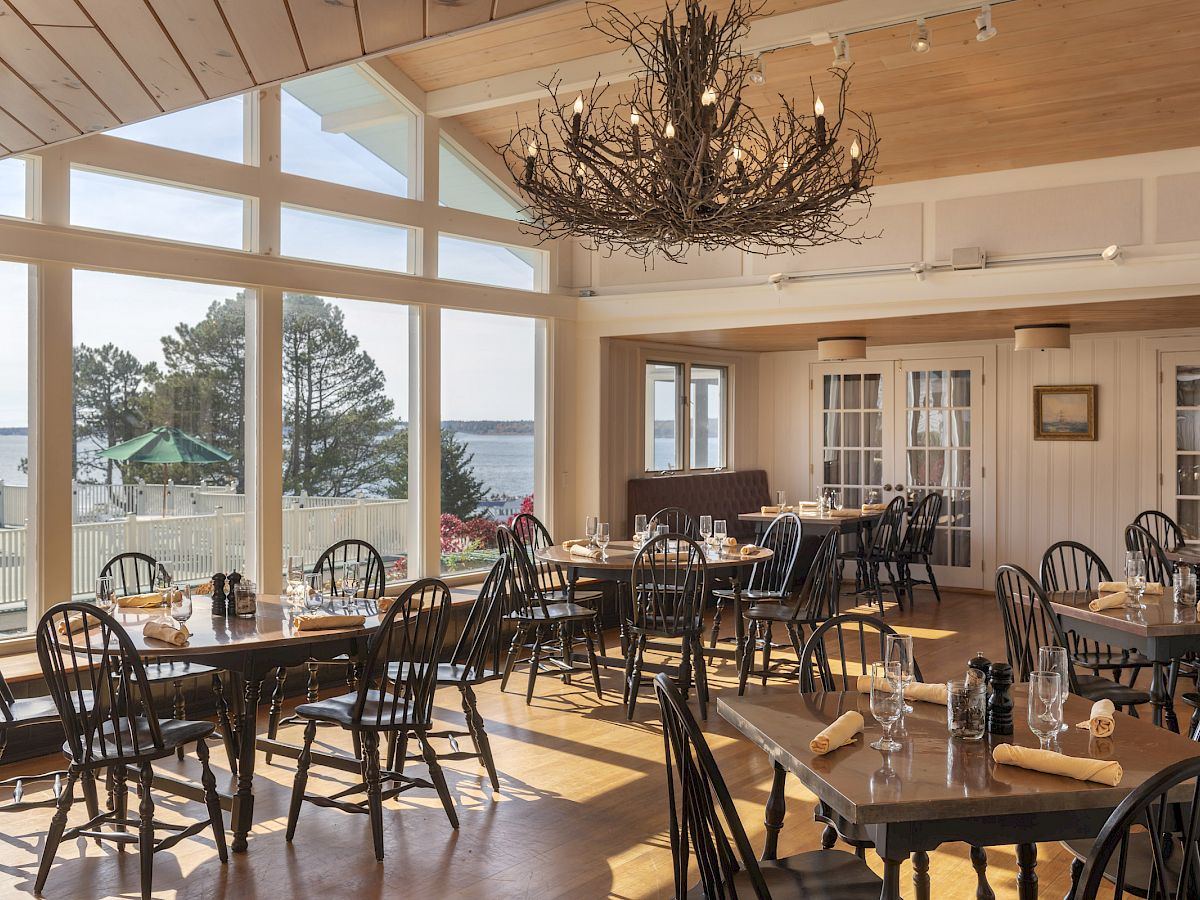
(443, 420, 533, 436)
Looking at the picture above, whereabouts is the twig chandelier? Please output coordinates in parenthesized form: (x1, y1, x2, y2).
(499, 0, 880, 262)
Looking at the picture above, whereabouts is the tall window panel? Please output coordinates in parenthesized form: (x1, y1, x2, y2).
(0, 157, 28, 219)
(440, 310, 536, 575)
(281, 294, 411, 587)
(646, 363, 681, 471)
(0, 262, 30, 635)
(280, 205, 412, 273)
(689, 365, 727, 469)
(107, 96, 246, 163)
(438, 234, 543, 291)
(71, 271, 247, 596)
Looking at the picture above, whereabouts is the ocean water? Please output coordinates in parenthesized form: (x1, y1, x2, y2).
(0, 433, 25, 485)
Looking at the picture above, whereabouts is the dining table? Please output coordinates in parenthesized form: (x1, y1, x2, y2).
(737, 507, 884, 541)
(89, 594, 382, 853)
(718, 685, 1200, 900)
(1042, 589, 1200, 732)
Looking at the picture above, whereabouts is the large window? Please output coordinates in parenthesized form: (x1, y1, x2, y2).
(645, 361, 728, 472)
(440, 310, 536, 575)
(70, 168, 247, 250)
(280, 205, 412, 273)
(438, 234, 543, 291)
(71, 271, 247, 596)
(439, 138, 523, 220)
(0, 158, 28, 219)
(282, 294, 410, 587)
(0, 262, 29, 635)
(107, 96, 247, 163)
(282, 66, 415, 197)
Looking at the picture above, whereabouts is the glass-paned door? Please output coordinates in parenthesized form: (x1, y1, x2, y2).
(814, 365, 891, 510)
(1160, 353, 1200, 541)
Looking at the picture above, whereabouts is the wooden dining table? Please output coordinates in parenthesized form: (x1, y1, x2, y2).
(737, 507, 884, 540)
(1042, 589, 1200, 731)
(96, 595, 382, 853)
(718, 686, 1200, 900)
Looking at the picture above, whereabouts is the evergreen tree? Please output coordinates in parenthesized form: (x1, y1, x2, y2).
(383, 426, 489, 519)
(73, 343, 156, 483)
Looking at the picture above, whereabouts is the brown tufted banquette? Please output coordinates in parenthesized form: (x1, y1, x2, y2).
(626, 469, 771, 541)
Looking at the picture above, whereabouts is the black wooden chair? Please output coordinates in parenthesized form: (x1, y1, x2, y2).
(843, 496, 906, 615)
(1133, 509, 1186, 553)
(498, 525, 603, 705)
(386, 556, 510, 792)
(1125, 523, 1175, 587)
(626, 533, 709, 720)
(647, 505, 697, 538)
(995, 564, 1151, 714)
(268, 538, 387, 758)
(735, 528, 840, 694)
(895, 492, 943, 606)
(35, 603, 226, 900)
(1039, 541, 1148, 686)
(285, 579, 456, 860)
(653, 672, 882, 900)
(1068, 756, 1200, 899)
(99, 552, 231, 766)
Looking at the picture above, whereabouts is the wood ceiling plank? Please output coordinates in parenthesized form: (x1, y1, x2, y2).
(215, 0, 305, 82)
(285, 0, 364, 69)
(424, 0, 492, 38)
(0, 103, 44, 151)
(75, 0, 203, 109)
(145, 0, 252, 98)
(0, 61, 81, 141)
(33, 26, 160, 121)
(10, 0, 88, 26)
(356, 0, 424, 53)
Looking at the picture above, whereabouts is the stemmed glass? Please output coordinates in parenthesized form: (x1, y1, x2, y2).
(713, 519, 727, 553)
(829, 489, 844, 511)
(870, 661, 904, 751)
(154, 561, 173, 604)
(596, 523, 611, 560)
(885, 634, 916, 714)
(585, 515, 599, 546)
(169, 583, 193, 624)
(1027, 670, 1064, 750)
(340, 561, 362, 613)
(1038, 645, 1071, 732)
(699, 516, 713, 556)
(95, 575, 116, 614)
(305, 573, 326, 613)
(1125, 551, 1147, 609)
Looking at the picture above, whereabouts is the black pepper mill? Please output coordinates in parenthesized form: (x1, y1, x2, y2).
(211, 573, 227, 617)
(967, 651, 991, 687)
(986, 661, 1014, 736)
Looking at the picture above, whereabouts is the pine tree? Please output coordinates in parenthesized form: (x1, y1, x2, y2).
(383, 426, 489, 519)
(73, 343, 156, 483)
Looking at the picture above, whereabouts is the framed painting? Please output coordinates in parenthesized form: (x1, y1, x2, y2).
(1033, 385, 1096, 441)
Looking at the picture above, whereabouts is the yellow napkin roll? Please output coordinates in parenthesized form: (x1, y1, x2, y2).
(993, 744, 1122, 785)
(797, 501, 819, 510)
(854, 674, 947, 705)
(828, 508, 861, 518)
(568, 543, 603, 559)
(809, 711, 864, 755)
(143, 621, 189, 647)
(118, 593, 166, 609)
(740, 544, 762, 558)
(562, 539, 588, 550)
(1089, 592, 1127, 612)
(56, 613, 92, 636)
(861, 503, 888, 512)
(1099, 581, 1163, 595)
(1075, 699, 1116, 738)
(760, 505, 781, 515)
(293, 614, 366, 632)
(722, 536, 738, 548)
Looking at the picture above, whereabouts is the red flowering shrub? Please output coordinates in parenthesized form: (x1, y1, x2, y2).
(440, 513, 500, 553)
(506, 495, 535, 527)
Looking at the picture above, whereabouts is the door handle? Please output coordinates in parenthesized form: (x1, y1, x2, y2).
(883, 483, 893, 491)
(895, 484, 905, 492)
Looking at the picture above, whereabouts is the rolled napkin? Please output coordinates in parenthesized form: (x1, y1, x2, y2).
(118, 593, 166, 609)
(1099, 581, 1163, 595)
(992, 743, 1122, 786)
(809, 711, 864, 755)
(722, 536, 738, 548)
(143, 620, 189, 647)
(797, 501, 819, 510)
(569, 543, 603, 559)
(292, 614, 366, 632)
(829, 508, 861, 518)
(853, 674, 947, 705)
(56, 613, 92, 636)
(760, 505, 781, 515)
(1075, 698, 1116, 738)
(1089, 592, 1127, 612)
(739, 544, 762, 557)
(561, 539, 589, 550)
(861, 503, 888, 512)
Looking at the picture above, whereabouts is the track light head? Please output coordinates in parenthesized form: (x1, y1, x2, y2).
(911, 18, 931, 54)
(832, 34, 850, 66)
(1101, 244, 1123, 264)
(910, 262, 928, 281)
(748, 54, 766, 85)
(975, 3, 998, 41)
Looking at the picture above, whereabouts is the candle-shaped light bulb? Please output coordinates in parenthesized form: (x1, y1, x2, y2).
(849, 137, 862, 187)
(701, 86, 717, 106)
(664, 121, 675, 139)
(814, 94, 827, 145)
(850, 137, 861, 160)
(780, 154, 791, 171)
(573, 94, 584, 115)
(629, 107, 640, 126)
(526, 139, 538, 158)
(732, 144, 742, 162)
(523, 139, 537, 182)
(814, 96, 824, 117)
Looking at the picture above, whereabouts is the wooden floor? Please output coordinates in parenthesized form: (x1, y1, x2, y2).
(0, 588, 1129, 898)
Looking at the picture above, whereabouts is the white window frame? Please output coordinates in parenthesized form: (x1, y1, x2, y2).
(644, 359, 730, 474)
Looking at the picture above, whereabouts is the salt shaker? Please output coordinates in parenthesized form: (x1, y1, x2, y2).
(986, 661, 1014, 736)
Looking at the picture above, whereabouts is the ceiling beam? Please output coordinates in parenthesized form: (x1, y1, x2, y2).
(424, 0, 1015, 118)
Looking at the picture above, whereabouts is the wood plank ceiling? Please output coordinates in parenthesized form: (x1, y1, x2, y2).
(391, 0, 1200, 186)
(0, 0, 566, 156)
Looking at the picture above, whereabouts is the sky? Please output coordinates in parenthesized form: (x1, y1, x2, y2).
(0, 78, 538, 427)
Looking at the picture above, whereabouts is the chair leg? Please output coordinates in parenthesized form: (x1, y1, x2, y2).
(197, 738, 228, 863)
(708, 597, 724, 648)
(583, 621, 603, 700)
(737, 621, 756, 696)
(1065, 856, 1083, 900)
(761, 621, 774, 686)
(112, 764, 128, 845)
(677, 637, 694, 703)
(212, 674, 237, 777)
(461, 684, 499, 792)
(500, 622, 529, 692)
(786, 623, 804, 662)
(305, 662, 320, 702)
(34, 768, 77, 894)
(286, 720, 317, 842)
(266, 667, 286, 764)
(80, 768, 100, 822)
(692, 637, 709, 720)
(525, 624, 545, 705)
(173, 679, 187, 761)
(559, 621, 573, 686)
(626, 634, 647, 720)
(925, 560, 942, 603)
(361, 731, 385, 861)
(418, 731, 459, 829)
(138, 762, 155, 900)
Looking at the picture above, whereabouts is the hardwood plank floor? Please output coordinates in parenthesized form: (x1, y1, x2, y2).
(0, 588, 1147, 898)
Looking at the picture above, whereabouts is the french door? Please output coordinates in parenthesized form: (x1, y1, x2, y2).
(811, 357, 985, 589)
(1159, 352, 1200, 542)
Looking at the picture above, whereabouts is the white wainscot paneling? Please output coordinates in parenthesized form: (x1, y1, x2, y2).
(746, 203, 923, 275)
(1156, 173, 1200, 244)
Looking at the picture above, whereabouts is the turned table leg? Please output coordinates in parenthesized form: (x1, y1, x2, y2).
(231, 674, 264, 853)
(1016, 842, 1038, 900)
(761, 761, 787, 862)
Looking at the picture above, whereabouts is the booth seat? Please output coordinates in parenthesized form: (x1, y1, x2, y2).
(626, 469, 770, 542)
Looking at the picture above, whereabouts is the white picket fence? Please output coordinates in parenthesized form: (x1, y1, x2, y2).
(0, 481, 244, 526)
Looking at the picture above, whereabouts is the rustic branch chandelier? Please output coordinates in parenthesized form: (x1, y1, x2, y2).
(499, 0, 880, 262)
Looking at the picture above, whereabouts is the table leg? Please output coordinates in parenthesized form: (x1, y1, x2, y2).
(970, 845, 996, 900)
(761, 761, 787, 861)
(732, 576, 748, 675)
(1016, 842, 1038, 900)
(231, 674, 263, 853)
(1149, 662, 1179, 732)
(913, 850, 931, 900)
(880, 855, 904, 900)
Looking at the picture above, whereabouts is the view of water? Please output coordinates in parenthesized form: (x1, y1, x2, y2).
(0, 433, 25, 485)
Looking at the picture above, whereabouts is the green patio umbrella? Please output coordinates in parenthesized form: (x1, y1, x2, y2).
(100, 426, 233, 516)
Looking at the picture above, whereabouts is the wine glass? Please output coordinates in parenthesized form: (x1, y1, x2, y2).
(169, 582, 193, 623)
(286, 554, 305, 603)
(585, 515, 599, 546)
(870, 661, 904, 751)
(1038, 645, 1071, 732)
(829, 488, 843, 511)
(1027, 670, 1064, 749)
(596, 522, 611, 560)
(340, 561, 362, 613)
(714, 519, 727, 551)
(1125, 551, 1147, 609)
(634, 513, 649, 545)
(305, 573, 326, 612)
(95, 575, 116, 613)
(775, 489, 787, 508)
(866, 488, 882, 506)
(154, 561, 173, 604)
(885, 634, 916, 714)
(656, 524, 669, 538)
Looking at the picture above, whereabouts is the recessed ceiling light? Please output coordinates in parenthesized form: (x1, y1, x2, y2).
(975, 4, 998, 41)
(911, 18, 931, 54)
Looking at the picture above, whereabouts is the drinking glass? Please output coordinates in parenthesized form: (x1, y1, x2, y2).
(585, 515, 599, 545)
(1175, 568, 1198, 606)
(870, 661, 904, 752)
(596, 522, 611, 560)
(775, 489, 787, 507)
(946, 678, 985, 741)
(340, 561, 362, 612)
(866, 488, 882, 506)
(95, 575, 116, 613)
(1125, 551, 1147, 609)
(634, 514, 649, 545)
(1027, 670, 1064, 749)
(1038, 645, 1071, 732)
(829, 488, 843, 511)
(885, 634, 915, 714)
(169, 582, 193, 623)
(305, 573, 326, 612)
(714, 519, 728, 547)
(286, 555, 305, 597)
(699, 515, 713, 541)
(656, 524, 670, 538)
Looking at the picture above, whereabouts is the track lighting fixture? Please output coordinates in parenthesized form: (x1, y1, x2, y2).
(975, 4, 997, 41)
(832, 34, 850, 66)
(748, 54, 766, 85)
(1101, 244, 1123, 264)
(910, 262, 928, 281)
(911, 18, 931, 53)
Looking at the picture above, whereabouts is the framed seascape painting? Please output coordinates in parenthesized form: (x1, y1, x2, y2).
(1033, 385, 1096, 441)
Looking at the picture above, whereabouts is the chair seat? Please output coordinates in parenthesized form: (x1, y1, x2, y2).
(507, 602, 596, 622)
(712, 588, 788, 602)
(72, 716, 215, 763)
(687, 848, 881, 899)
(296, 690, 429, 730)
(1070, 648, 1149, 670)
(3, 691, 93, 727)
(1063, 833, 1182, 896)
(744, 602, 804, 622)
(545, 588, 603, 604)
(1076, 674, 1151, 707)
(385, 661, 498, 685)
(142, 660, 219, 683)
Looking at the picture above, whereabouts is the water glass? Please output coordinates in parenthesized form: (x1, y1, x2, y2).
(947, 678, 985, 740)
(699, 515, 713, 540)
(1174, 568, 1197, 606)
(596, 522, 611, 559)
(870, 661, 904, 751)
(95, 575, 116, 613)
(154, 561, 173, 597)
(169, 582, 193, 623)
(656, 524, 669, 538)
(1027, 670, 1064, 749)
(885, 634, 915, 714)
(866, 488, 882, 506)
(585, 515, 599, 545)
(713, 519, 728, 545)
(1125, 551, 1147, 609)
(340, 561, 362, 611)
(774, 489, 787, 507)
(1038, 645, 1071, 732)
(305, 573, 326, 612)
(829, 488, 843, 511)
(634, 514, 649, 544)
(286, 554, 305, 590)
